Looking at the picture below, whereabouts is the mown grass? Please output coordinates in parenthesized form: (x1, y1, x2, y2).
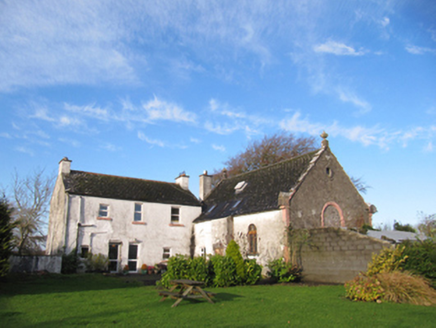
(1, 274, 435, 327)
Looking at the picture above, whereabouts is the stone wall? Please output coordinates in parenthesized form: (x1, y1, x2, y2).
(300, 228, 391, 284)
(9, 256, 62, 273)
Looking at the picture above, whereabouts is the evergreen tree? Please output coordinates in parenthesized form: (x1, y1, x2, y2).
(225, 240, 246, 281)
(0, 196, 14, 277)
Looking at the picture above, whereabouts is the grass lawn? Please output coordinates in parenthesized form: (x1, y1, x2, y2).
(1, 274, 435, 327)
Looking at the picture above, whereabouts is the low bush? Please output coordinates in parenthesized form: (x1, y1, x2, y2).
(377, 271, 436, 306)
(345, 274, 384, 303)
(86, 253, 108, 272)
(267, 258, 302, 283)
(61, 249, 78, 274)
(366, 246, 407, 276)
(210, 255, 239, 287)
(159, 253, 262, 288)
(245, 259, 262, 285)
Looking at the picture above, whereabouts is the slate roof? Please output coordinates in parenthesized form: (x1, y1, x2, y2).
(63, 170, 201, 206)
(367, 230, 428, 243)
(194, 149, 322, 223)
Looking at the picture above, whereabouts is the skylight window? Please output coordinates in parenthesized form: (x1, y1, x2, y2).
(232, 199, 242, 209)
(234, 181, 247, 194)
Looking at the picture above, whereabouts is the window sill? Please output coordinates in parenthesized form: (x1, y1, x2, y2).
(132, 221, 146, 225)
(169, 223, 185, 227)
(97, 217, 112, 221)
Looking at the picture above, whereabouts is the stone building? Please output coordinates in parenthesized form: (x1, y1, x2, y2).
(194, 133, 375, 266)
(46, 133, 376, 272)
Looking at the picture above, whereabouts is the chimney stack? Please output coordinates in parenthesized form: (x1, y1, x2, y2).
(199, 170, 213, 201)
(59, 157, 72, 175)
(175, 172, 190, 190)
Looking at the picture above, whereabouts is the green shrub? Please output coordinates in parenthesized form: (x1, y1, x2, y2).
(225, 240, 246, 282)
(187, 256, 212, 286)
(61, 249, 78, 274)
(210, 255, 239, 287)
(159, 254, 190, 288)
(245, 259, 262, 285)
(401, 239, 436, 282)
(86, 253, 108, 272)
(267, 258, 302, 283)
(366, 246, 407, 276)
(345, 274, 384, 302)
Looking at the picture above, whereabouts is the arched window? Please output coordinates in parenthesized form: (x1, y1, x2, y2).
(248, 224, 257, 255)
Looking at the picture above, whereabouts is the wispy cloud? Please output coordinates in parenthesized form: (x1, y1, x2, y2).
(405, 45, 436, 55)
(279, 111, 435, 151)
(336, 88, 372, 114)
(137, 131, 165, 147)
(212, 144, 226, 152)
(314, 41, 366, 56)
(142, 97, 197, 123)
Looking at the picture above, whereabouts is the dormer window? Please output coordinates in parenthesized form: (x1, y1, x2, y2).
(234, 181, 247, 194)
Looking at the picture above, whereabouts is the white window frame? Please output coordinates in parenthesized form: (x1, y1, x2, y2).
(171, 207, 180, 224)
(134, 203, 142, 222)
(128, 244, 139, 272)
(162, 247, 171, 260)
(99, 204, 109, 218)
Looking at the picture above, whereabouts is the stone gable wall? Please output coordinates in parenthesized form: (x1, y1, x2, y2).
(300, 228, 391, 284)
(289, 148, 370, 229)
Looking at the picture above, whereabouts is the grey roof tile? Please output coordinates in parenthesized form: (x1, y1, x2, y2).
(64, 170, 201, 206)
(195, 150, 320, 222)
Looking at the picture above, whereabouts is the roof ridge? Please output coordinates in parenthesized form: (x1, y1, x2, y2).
(223, 148, 320, 181)
(70, 170, 178, 186)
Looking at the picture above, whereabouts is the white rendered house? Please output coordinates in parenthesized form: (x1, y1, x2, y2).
(46, 158, 201, 272)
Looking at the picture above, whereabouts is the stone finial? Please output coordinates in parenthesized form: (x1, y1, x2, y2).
(320, 131, 329, 148)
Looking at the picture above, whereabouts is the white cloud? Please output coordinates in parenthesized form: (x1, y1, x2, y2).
(313, 41, 366, 56)
(424, 141, 433, 152)
(204, 122, 240, 135)
(101, 143, 121, 152)
(381, 17, 390, 28)
(0, 1, 138, 92)
(64, 103, 110, 121)
(280, 111, 393, 149)
(336, 88, 372, 114)
(142, 97, 197, 123)
(16, 146, 34, 156)
(137, 131, 165, 147)
(405, 45, 436, 55)
(0, 132, 12, 139)
(212, 144, 226, 152)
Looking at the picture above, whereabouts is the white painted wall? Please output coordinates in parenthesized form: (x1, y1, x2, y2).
(194, 210, 285, 267)
(64, 194, 201, 272)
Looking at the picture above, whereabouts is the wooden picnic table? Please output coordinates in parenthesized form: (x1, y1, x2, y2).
(158, 279, 215, 308)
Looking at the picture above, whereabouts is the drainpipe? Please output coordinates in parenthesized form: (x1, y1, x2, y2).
(63, 192, 71, 255)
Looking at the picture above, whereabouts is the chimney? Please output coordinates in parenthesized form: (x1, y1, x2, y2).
(59, 157, 72, 175)
(175, 172, 190, 190)
(199, 170, 213, 201)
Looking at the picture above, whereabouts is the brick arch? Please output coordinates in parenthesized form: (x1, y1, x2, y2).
(321, 202, 345, 227)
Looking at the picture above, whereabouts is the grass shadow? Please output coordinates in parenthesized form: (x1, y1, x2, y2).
(0, 273, 146, 296)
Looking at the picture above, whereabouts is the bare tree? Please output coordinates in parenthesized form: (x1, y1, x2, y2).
(417, 212, 436, 238)
(213, 132, 369, 194)
(12, 169, 55, 255)
(222, 133, 316, 177)
(350, 176, 370, 194)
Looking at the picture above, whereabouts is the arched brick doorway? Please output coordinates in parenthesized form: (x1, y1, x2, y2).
(321, 202, 345, 227)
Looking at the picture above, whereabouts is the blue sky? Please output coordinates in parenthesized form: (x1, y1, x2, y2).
(0, 0, 435, 229)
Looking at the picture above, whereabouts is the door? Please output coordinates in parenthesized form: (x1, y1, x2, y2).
(108, 243, 120, 272)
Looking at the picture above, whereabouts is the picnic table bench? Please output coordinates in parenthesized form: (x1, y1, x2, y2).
(158, 279, 215, 308)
